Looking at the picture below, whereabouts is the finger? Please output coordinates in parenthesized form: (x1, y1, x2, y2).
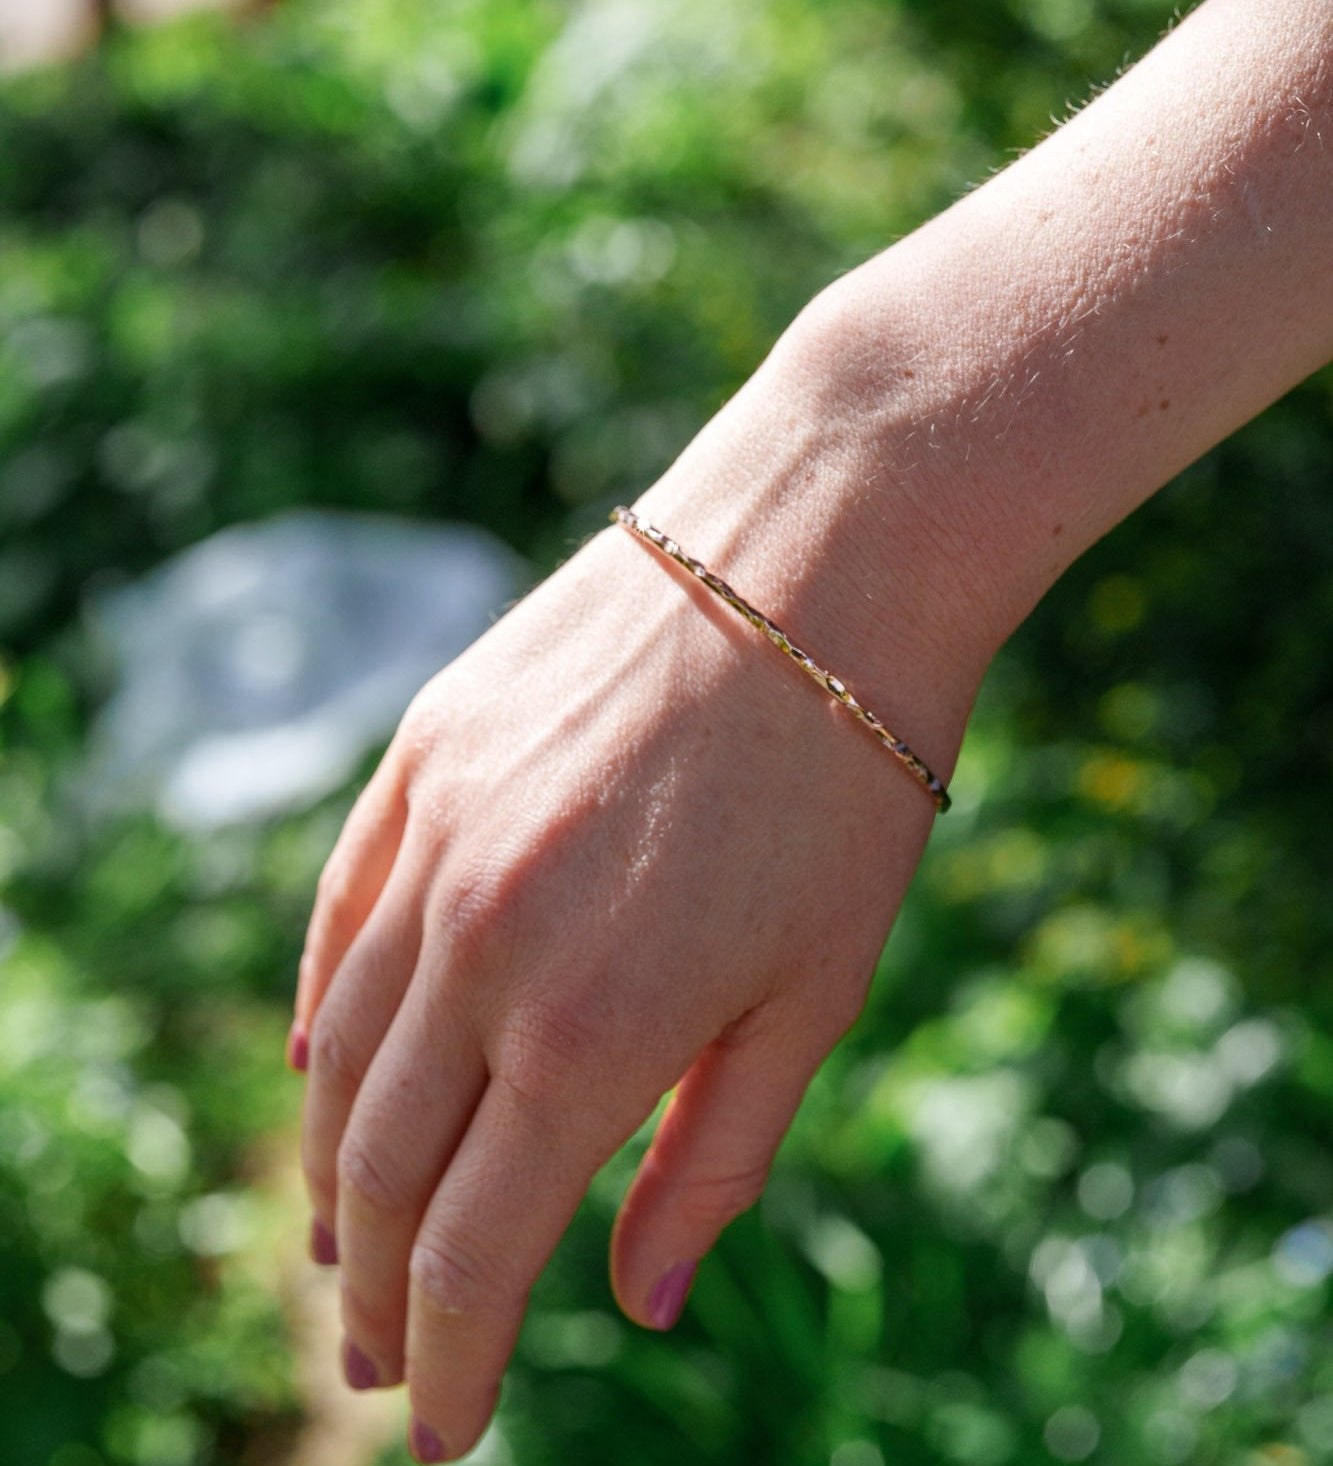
(334, 944, 488, 1392)
(609, 1003, 831, 1332)
(291, 760, 410, 1068)
(301, 862, 426, 1253)
(402, 1054, 659, 1462)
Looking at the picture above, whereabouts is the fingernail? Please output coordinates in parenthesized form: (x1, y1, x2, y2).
(310, 1218, 338, 1266)
(409, 1417, 447, 1463)
(648, 1260, 698, 1330)
(342, 1338, 377, 1391)
(286, 1024, 309, 1073)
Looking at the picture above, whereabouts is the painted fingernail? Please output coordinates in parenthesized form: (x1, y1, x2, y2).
(648, 1260, 698, 1330)
(409, 1417, 447, 1463)
(286, 1024, 309, 1073)
(342, 1338, 377, 1390)
(310, 1218, 338, 1266)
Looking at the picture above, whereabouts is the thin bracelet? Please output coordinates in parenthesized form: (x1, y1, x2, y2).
(611, 506, 951, 813)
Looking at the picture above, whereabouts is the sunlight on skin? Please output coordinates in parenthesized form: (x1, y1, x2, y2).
(291, 1, 1333, 1456)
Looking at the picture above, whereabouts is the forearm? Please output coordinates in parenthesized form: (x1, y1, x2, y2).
(635, 0, 1333, 771)
(825, 0, 1333, 642)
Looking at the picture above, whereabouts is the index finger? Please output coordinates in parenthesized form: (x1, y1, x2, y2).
(291, 761, 408, 1065)
(402, 1060, 662, 1461)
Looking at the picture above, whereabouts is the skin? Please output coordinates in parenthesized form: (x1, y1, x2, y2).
(291, 0, 1333, 1457)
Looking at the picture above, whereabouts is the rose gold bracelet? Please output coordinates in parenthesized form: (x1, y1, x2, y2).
(611, 506, 951, 813)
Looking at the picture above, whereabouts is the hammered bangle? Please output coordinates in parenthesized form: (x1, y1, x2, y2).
(611, 506, 951, 813)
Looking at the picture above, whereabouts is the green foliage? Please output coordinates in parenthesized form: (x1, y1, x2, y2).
(1, 2, 1330, 1464)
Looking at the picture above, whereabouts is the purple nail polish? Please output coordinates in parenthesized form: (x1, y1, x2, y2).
(310, 1218, 338, 1266)
(342, 1338, 377, 1391)
(410, 1417, 447, 1464)
(648, 1260, 698, 1330)
(287, 1025, 309, 1073)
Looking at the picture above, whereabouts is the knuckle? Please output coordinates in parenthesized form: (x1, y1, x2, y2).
(828, 984, 870, 1042)
(436, 870, 500, 944)
(340, 1275, 405, 1357)
(308, 1015, 363, 1097)
(492, 995, 608, 1106)
(677, 1161, 772, 1230)
(397, 679, 444, 744)
(409, 1233, 520, 1320)
(430, 856, 521, 968)
(312, 864, 363, 949)
(299, 1137, 336, 1218)
(790, 981, 866, 1049)
(337, 1136, 410, 1218)
(315, 856, 353, 912)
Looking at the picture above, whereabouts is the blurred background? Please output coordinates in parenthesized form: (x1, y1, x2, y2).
(1, 0, 1331, 1463)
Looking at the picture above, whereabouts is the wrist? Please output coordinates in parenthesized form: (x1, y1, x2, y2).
(757, 0, 1333, 678)
(629, 295, 995, 787)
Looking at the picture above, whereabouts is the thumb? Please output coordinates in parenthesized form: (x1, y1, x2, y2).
(610, 1006, 825, 1331)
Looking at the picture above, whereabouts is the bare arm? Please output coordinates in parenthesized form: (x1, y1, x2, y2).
(294, 2, 1333, 1459)
(639, 0, 1333, 746)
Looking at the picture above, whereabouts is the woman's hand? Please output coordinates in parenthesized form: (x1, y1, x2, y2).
(289, 4, 1333, 1450)
(291, 501, 971, 1460)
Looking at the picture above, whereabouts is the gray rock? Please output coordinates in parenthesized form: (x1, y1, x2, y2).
(87, 509, 526, 828)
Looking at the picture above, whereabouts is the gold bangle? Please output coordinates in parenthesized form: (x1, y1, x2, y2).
(611, 506, 951, 813)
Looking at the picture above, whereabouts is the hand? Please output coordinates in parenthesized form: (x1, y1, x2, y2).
(296, 0, 1333, 1444)
(290, 494, 971, 1460)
